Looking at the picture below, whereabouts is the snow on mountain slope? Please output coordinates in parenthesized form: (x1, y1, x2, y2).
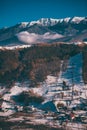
(29, 17, 85, 26)
(19, 18, 60, 28)
(30, 53, 86, 107)
(17, 31, 64, 43)
(23, 53, 85, 101)
(19, 22, 29, 28)
(36, 18, 60, 26)
(60, 53, 84, 86)
(57, 53, 87, 99)
(71, 17, 85, 23)
(63, 17, 71, 22)
(29, 18, 60, 27)
(20, 17, 86, 28)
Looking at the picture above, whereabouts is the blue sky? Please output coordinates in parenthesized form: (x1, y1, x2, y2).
(0, 0, 87, 28)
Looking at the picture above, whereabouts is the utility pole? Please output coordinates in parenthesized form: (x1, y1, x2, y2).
(71, 63, 75, 100)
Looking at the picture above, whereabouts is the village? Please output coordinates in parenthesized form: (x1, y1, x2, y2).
(0, 53, 87, 130)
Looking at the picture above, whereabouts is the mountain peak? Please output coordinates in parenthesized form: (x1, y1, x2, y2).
(28, 17, 86, 27)
(71, 16, 85, 23)
(18, 22, 29, 28)
(63, 17, 71, 22)
(38, 18, 59, 25)
(29, 18, 60, 27)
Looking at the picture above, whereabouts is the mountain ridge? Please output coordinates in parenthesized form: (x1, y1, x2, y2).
(1, 16, 86, 30)
(0, 16, 87, 46)
(13, 16, 87, 28)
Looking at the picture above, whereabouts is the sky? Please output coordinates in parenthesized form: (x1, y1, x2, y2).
(0, 0, 87, 28)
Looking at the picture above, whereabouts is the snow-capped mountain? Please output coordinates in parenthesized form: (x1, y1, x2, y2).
(71, 17, 85, 23)
(20, 17, 85, 27)
(29, 18, 61, 26)
(0, 16, 87, 46)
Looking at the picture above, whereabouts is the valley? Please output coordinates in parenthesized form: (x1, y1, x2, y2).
(0, 43, 87, 130)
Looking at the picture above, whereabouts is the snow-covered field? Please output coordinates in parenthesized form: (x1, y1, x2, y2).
(0, 85, 30, 116)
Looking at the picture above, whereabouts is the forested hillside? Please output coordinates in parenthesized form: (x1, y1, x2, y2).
(0, 43, 81, 86)
(82, 45, 87, 84)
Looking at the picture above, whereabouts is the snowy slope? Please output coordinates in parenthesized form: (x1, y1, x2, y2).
(71, 17, 85, 24)
(31, 53, 85, 103)
(60, 53, 84, 85)
(57, 53, 86, 98)
(0, 84, 30, 116)
(29, 18, 60, 26)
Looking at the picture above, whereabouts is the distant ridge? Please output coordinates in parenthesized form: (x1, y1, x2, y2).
(0, 16, 87, 46)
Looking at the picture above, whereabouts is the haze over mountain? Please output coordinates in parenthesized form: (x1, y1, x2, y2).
(0, 16, 87, 46)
